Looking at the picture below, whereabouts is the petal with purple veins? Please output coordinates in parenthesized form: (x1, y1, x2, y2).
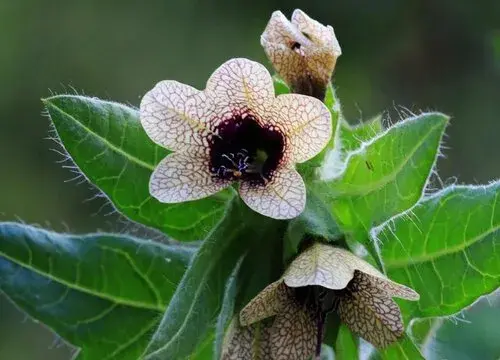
(149, 152, 230, 203)
(238, 167, 306, 219)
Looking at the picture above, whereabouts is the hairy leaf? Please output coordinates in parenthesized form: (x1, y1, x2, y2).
(143, 199, 283, 360)
(377, 335, 424, 360)
(43, 95, 231, 241)
(340, 114, 383, 152)
(0, 223, 194, 360)
(375, 183, 500, 319)
(324, 113, 448, 240)
(213, 257, 244, 360)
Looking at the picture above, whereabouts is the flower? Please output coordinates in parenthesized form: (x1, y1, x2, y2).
(221, 317, 273, 360)
(238, 243, 419, 359)
(140, 58, 331, 219)
(261, 10, 342, 100)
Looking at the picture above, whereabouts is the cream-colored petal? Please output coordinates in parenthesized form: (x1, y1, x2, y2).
(270, 94, 332, 163)
(140, 80, 215, 155)
(337, 271, 404, 348)
(291, 9, 341, 56)
(270, 300, 317, 360)
(221, 319, 253, 360)
(238, 167, 306, 219)
(261, 11, 306, 45)
(149, 152, 230, 203)
(205, 58, 275, 120)
(261, 10, 341, 99)
(368, 273, 420, 301)
(221, 318, 273, 360)
(284, 244, 419, 300)
(239, 280, 291, 326)
(260, 13, 308, 89)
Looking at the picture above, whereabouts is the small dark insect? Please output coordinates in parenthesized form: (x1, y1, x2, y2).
(365, 160, 374, 171)
(301, 31, 312, 40)
(291, 41, 301, 50)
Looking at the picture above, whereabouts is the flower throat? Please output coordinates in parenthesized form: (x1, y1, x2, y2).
(209, 114, 285, 186)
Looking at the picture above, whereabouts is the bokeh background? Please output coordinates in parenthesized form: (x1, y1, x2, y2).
(1, 0, 499, 359)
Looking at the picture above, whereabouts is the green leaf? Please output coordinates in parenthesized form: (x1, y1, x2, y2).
(376, 183, 500, 319)
(340, 114, 383, 152)
(284, 189, 342, 262)
(428, 294, 500, 360)
(213, 256, 244, 360)
(377, 336, 424, 360)
(43, 95, 231, 241)
(0, 222, 194, 360)
(143, 199, 283, 360)
(323, 113, 448, 241)
(335, 325, 359, 360)
(409, 318, 441, 351)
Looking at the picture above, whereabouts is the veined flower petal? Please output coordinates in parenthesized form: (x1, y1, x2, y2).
(149, 152, 230, 203)
(240, 280, 291, 326)
(222, 318, 273, 360)
(270, 299, 317, 360)
(337, 271, 405, 348)
(261, 10, 341, 100)
(271, 94, 331, 163)
(291, 10, 341, 54)
(205, 58, 275, 120)
(238, 167, 306, 220)
(368, 273, 420, 301)
(284, 244, 419, 300)
(261, 11, 303, 45)
(140, 80, 215, 155)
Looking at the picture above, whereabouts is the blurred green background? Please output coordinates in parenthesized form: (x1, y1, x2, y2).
(0, 0, 499, 359)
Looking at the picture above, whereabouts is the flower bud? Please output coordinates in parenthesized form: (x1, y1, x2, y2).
(261, 9, 341, 100)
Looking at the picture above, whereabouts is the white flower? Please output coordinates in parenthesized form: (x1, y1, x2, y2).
(140, 58, 332, 219)
(239, 244, 419, 356)
(261, 9, 342, 99)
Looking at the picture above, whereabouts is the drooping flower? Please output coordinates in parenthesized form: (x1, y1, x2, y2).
(261, 10, 342, 100)
(237, 243, 419, 359)
(140, 58, 332, 219)
(221, 318, 273, 360)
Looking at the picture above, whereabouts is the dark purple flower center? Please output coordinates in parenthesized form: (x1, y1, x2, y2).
(209, 114, 285, 186)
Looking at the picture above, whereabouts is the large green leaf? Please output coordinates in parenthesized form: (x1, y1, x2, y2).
(213, 256, 244, 360)
(143, 198, 284, 360)
(0, 222, 195, 360)
(323, 113, 448, 240)
(43, 95, 231, 241)
(340, 114, 383, 152)
(375, 183, 500, 319)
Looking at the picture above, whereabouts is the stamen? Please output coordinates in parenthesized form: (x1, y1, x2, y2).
(209, 114, 285, 185)
(222, 154, 238, 168)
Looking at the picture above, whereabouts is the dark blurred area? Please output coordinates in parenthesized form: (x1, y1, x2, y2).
(0, 0, 499, 359)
